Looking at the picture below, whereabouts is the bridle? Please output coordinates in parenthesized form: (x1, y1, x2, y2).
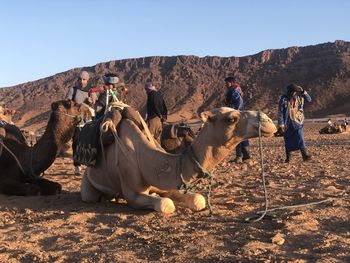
(178, 145, 214, 214)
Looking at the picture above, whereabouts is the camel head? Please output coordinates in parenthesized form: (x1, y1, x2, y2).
(199, 107, 277, 150)
(49, 99, 84, 141)
(51, 99, 82, 121)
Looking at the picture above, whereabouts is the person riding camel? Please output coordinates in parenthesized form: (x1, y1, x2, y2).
(93, 73, 128, 119)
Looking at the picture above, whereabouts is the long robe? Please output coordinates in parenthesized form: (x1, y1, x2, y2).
(278, 92, 311, 152)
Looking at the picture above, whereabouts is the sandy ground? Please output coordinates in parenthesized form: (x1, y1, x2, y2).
(0, 124, 349, 262)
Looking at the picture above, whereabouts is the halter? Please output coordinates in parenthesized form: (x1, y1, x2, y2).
(55, 111, 81, 120)
(178, 146, 214, 214)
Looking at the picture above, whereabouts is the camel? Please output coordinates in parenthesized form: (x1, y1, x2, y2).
(161, 123, 196, 153)
(81, 107, 277, 213)
(0, 100, 87, 196)
(319, 123, 343, 134)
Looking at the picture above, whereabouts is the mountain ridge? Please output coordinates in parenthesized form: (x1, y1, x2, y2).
(1, 40, 349, 131)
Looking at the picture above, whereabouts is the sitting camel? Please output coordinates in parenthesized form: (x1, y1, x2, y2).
(161, 123, 196, 153)
(81, 107, 277, 213)
(0, 100, 86, 196)
(319, 123, 343, 134)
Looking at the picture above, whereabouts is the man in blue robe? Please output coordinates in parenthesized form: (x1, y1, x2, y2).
(224, 76, 250, 163)
(278, 83, 312, 163)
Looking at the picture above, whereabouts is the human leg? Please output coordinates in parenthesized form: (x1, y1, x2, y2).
(300, 148, 311, 161)
(147, 117, 162, 143)
(240, 140, 250, 161)
(285, 148, 291, 163)
(233, 143, 243, 163)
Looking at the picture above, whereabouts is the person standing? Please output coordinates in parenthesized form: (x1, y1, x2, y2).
(144, 81, 168, 143)
(278, 83, 312, 163)
(66, 70, 96, 175)
(224, 76, 250, 163)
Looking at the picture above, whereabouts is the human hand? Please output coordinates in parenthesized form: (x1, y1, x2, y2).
(279, 125, 286, 133)
(88, 96, 95, 105)
(295, 86, 302, 93)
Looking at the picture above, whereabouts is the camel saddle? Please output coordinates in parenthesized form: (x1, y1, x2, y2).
(73, 117, 103, 167)
(74, 106, 143, 167)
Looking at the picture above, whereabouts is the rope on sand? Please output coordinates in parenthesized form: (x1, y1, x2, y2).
(244, 110, 335, 222)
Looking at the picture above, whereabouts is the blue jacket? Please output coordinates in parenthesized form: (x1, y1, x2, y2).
(226, 86, 244, 110)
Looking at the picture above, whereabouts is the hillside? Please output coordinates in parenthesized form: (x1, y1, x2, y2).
(1, 40, 350, 131)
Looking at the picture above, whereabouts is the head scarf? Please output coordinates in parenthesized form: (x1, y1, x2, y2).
(145, 82, 157, 92)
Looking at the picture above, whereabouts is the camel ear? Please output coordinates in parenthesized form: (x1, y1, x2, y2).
(200, 111, 216, 123)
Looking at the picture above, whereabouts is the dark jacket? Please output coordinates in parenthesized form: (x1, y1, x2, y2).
(225, 84, 244, 110)
(146, 90, 168, 120)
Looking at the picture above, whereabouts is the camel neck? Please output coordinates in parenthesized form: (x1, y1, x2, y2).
(31, 114, 75, 174)
(190, 135, 231, 173)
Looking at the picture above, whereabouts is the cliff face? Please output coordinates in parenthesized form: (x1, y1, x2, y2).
(1, 40, 350, 130)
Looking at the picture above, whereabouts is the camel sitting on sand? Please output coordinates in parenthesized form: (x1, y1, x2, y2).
(161, 123, 196, 153)
(81, 107, 277, 213)
(0, 100, 87, 196)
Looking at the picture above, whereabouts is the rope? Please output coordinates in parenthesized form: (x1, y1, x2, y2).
(0, 140, 27, 175)
(245, 110, 269, 222)
(255, 198, 334, 215)
(108, 101, 129, 111)
(245, 110, 335, 222)
(137, 111, 156, 147)
(56, 111, 79, 119)
(178, 146, 214, 215)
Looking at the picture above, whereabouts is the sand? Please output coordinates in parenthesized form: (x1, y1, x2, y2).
(0, 124, 349, 262)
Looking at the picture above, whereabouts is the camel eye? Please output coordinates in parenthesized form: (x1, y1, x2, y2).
(63, 100, 72, 108)
(226, 116, 236, 123)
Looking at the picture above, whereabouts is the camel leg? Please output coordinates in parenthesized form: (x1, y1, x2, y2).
(0, 179, 41, 196)
(35, 178, 62, 195)
(80, 171, 104, 202)
(124, 191, 176, 214)
(149, 187, 206, 211)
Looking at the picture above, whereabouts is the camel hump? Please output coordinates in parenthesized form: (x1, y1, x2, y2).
(121, 107, 143, 129)
(162, 123, 195, 139)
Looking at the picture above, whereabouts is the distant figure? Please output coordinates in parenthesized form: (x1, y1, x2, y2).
(144, 81, 168, 143)
(94, 73, 127, 119)
(327, 118, 333, 133)
(66, 70, 96, 175)
(341, 117, 348, 131)
(66, 71, 97, 108)
(0, 102, 15, 124)
(278, 83, 312, 163)
(224, 76, 250, 163)
(327, 118, 332, 126)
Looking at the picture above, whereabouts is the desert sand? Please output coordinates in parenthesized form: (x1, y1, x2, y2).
(0, 123, 349, 262)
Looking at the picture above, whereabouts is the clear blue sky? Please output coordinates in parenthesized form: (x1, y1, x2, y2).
(0, 0, 349, 87)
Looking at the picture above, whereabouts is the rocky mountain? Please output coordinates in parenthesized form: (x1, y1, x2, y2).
(1, 40, 349, 131)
